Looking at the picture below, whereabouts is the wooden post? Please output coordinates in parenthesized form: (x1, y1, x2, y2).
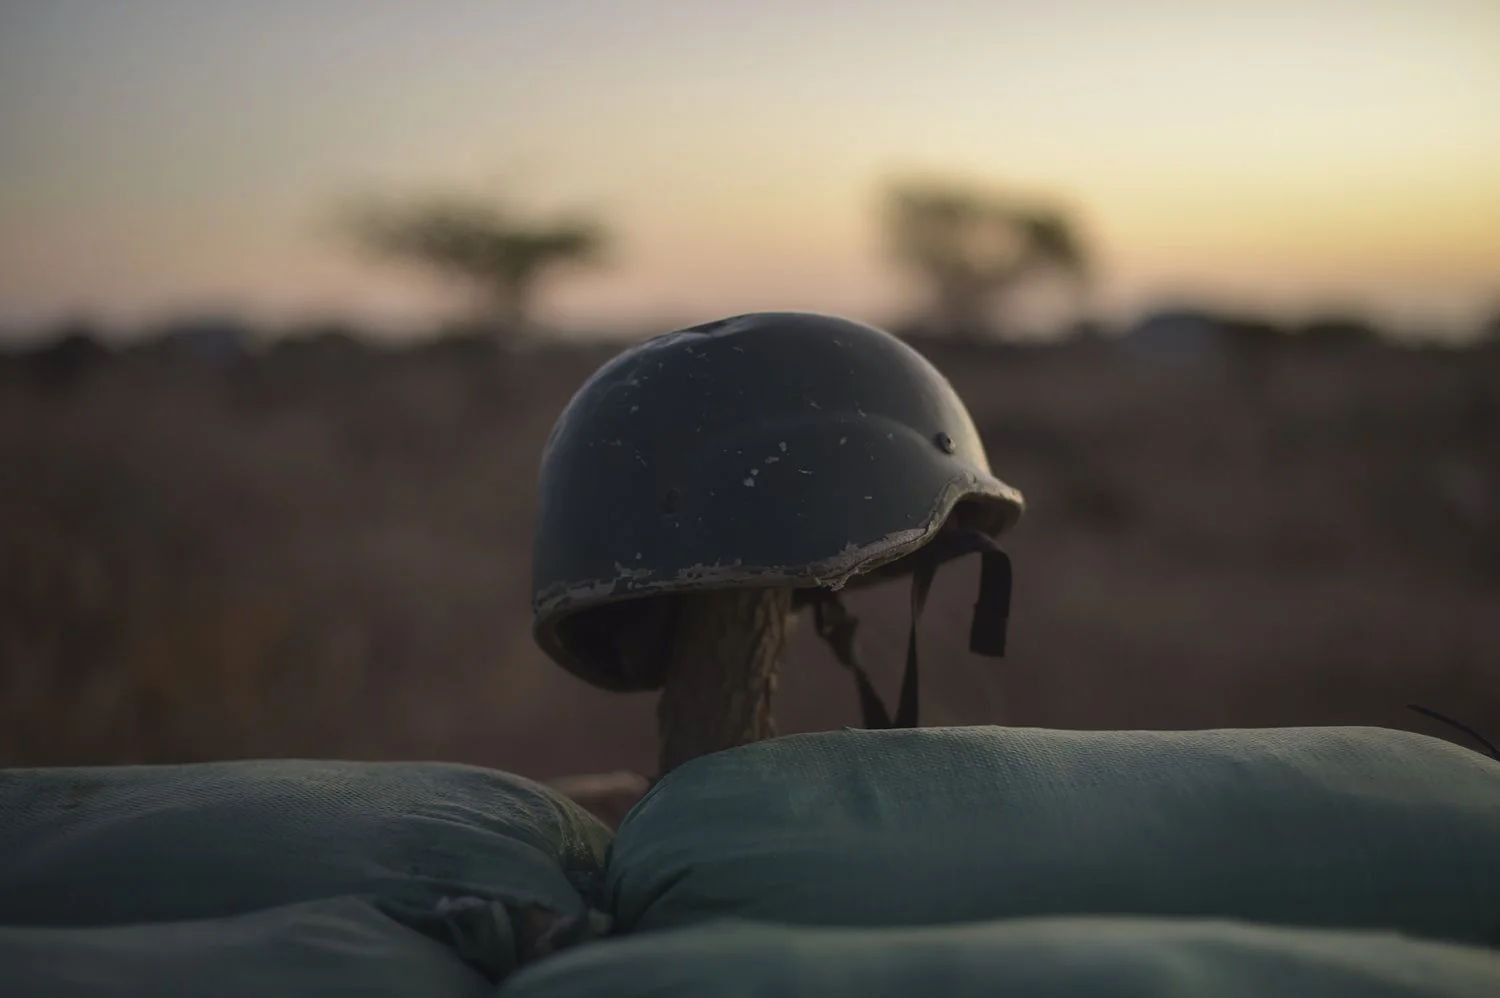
(655, 587, 793, 775)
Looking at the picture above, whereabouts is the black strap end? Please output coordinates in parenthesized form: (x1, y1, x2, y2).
(969, 548, 1012, 658)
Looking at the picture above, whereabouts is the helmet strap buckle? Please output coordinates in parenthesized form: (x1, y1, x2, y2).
(812, 529, 1012, 731)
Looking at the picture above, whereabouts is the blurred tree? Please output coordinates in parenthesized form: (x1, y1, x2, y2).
(344, 194, 606, 340)
(1295, 314, 1381, 350)
(884, 179, 1090, 341)
(19, 316, 113, 393)
(1481, 305, 1500, 343)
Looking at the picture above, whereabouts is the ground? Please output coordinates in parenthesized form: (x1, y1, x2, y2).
(2, 330, 1496, 775)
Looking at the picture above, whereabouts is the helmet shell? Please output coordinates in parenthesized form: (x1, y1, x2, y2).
(530, 311, 1023, 691)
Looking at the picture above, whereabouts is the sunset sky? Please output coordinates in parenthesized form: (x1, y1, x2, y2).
(2, 0, 1497, 339)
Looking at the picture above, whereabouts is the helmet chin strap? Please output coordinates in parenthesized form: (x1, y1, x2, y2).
(812, 529, 1012, 730)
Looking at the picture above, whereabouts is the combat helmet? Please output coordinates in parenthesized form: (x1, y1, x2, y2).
(530, 311, 1022, 729)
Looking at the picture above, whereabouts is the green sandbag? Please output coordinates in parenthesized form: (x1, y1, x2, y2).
(0, 760, 613, 977)
(498, 916, 1500, 998)
(607, 726, 1500, 944)
(0, 896, 492, 998)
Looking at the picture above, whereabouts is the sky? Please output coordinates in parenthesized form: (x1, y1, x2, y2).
(1, 0, 1498, 340)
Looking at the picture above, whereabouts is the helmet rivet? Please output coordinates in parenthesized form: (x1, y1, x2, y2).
(935, 432, 955, 454)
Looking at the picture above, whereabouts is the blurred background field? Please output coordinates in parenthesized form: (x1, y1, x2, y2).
(2, 1, 1497, 775)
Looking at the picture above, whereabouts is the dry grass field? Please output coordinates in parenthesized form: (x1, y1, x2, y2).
(3, 326, 1497, 778)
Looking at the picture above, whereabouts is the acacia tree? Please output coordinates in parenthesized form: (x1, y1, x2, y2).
(1482, 305, 1500, 344)
(884, 179, 1089, 341)
(345, 194, 606, 339)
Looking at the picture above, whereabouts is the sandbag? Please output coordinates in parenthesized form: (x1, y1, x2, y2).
(0, 896, 492, 998)
(0, 760, 613, 977)
(607, 726, 1500, 944)
(498, 916, 1500, 998)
